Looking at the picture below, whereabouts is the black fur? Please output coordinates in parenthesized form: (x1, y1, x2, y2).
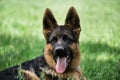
(0, 55, 46, 80)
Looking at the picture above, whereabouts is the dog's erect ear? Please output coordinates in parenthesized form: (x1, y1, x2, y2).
(43, 8, 57, 40)
(65, 7, 81, 40)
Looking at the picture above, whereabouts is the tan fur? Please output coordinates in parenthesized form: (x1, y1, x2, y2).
(22, 70, 40, 80)
(44, 44, 56, 68)
(69, 43, 81, 68)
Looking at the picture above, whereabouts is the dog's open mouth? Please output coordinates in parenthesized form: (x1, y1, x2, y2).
(55, 56, 71, 73)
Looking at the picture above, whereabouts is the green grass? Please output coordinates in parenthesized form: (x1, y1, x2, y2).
(0, 0, 120, 80)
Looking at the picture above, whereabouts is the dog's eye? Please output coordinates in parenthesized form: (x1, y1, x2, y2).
(51, 37, 57, 43)
(63, 35, 73, 44)
(63, 35, 70, 41)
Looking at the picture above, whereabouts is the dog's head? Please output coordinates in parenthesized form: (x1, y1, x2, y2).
(43, 7, 81, 74)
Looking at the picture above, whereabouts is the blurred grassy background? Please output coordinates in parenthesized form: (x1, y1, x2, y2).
(0, 0, 120, 80)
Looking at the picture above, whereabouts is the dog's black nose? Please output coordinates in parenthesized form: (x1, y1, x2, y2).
(55, 46, 64, 53)
(54, 46, 67, 57)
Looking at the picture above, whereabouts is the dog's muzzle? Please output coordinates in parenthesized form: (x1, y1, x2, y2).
(53, 46, 73, 73)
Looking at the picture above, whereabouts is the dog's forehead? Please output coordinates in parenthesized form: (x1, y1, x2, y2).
(52, 25, 72, 36)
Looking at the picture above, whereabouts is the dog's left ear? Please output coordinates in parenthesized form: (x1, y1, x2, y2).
(65, 7, 81, 40)
(43, 8, 57, 41)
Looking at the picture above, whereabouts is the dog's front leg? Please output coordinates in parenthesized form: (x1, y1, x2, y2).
(22, 70, 40, 80)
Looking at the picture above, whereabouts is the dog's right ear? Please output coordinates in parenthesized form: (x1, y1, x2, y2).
(65, 7, 81, 41)
(43, 8, 57, 40)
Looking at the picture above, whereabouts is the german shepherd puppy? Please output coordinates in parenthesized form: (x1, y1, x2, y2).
(0, 7, 85, 80)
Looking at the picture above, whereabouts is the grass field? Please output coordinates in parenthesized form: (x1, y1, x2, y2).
(0, 0, 120, 80)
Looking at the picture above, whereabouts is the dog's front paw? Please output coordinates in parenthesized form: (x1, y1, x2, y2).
(22, 70, 40, 80)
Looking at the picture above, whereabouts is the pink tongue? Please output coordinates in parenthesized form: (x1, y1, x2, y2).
(55, 57, 67, 73)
